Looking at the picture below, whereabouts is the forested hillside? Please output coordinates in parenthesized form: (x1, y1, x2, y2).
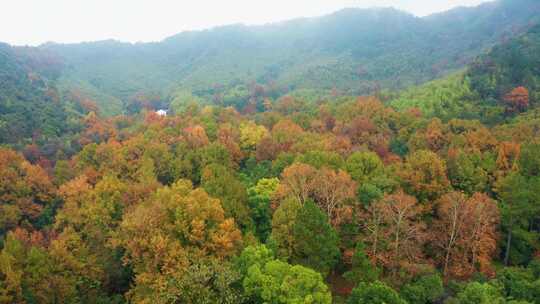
(2, 0, 540, 303)
(40, 0, 540, 115)
(389, 22, 540, 125)
(0, 44, 69, 146)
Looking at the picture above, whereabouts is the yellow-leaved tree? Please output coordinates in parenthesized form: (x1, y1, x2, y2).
(115, 179, 243, 303)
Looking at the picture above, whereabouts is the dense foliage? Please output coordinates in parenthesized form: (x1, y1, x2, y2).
(0, 44, 76, 148)
(0, 83, 539, 302)
(389, 23, 540, 126)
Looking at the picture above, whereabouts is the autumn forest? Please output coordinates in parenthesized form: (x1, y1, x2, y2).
(1, 0, 540, 303)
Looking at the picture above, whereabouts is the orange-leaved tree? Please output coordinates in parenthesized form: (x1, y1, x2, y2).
(503, 86, 529, 113)
(432, 192, 499, 279)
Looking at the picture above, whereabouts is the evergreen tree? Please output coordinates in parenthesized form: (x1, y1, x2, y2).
(291, 200, 340, 275)
(344, 241, 379, 284)
(347, 281, 406, 304)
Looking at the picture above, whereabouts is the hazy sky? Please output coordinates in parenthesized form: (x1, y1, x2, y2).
(1, 0, 491, 46)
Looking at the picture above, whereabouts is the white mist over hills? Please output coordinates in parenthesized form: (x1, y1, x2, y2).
(1, 0, 490, 46)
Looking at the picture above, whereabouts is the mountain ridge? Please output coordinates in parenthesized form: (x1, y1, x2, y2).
(2, 0, 540, 116)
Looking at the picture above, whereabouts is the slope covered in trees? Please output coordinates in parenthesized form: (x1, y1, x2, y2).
(36, 0, 540, 115)
(0, 44, 71, 147)
(389, 22, 540, 125)
(468, 23, 540, 110)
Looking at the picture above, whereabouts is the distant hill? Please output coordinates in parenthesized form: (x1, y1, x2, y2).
(0, 43, 71, 146)
(389, 23, 540, 125)
(31, 0, 539, 115)
(1, 0, 539, 118)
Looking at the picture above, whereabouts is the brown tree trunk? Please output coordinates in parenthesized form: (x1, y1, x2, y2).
(504, 219, 513, 266)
